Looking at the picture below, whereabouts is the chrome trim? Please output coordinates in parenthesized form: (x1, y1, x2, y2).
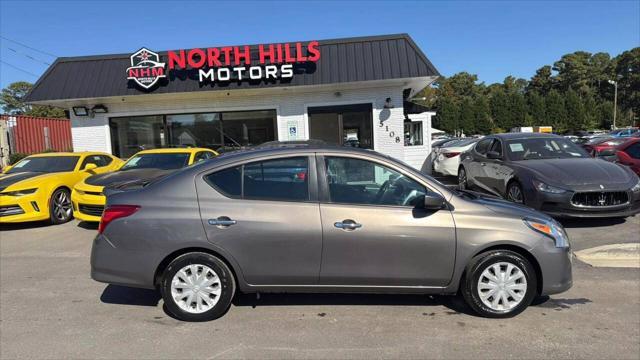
(570, 191, 630, 208)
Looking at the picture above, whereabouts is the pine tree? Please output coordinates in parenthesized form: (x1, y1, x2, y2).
(459, 98, 475, 135)
(545, 90, 567, 132)
(565, 89, 586, 131)
(526, 92, 546, 125)
(473, 97, 493, 134)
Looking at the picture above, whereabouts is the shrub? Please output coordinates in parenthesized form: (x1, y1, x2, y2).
(9, 153, 28, 165)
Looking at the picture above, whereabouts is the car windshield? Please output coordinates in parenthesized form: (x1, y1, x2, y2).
(7, 156, 80, 174)
(120, 153, 190, 170)
(506, 138, 588, 161)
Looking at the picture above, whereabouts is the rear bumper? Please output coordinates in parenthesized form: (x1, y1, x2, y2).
(433, 157, 459, 176)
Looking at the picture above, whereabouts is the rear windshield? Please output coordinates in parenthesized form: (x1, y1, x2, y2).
(120, 153, 190, 170)
(443, 138, 478, 147)
(7, 156, 79, 174)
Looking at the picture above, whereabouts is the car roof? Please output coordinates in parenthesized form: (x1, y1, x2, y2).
(491, 133, 563, 140)
(134, 147, 215, 155)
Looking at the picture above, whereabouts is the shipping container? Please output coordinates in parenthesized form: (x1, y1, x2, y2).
(0, 115, 72, 155)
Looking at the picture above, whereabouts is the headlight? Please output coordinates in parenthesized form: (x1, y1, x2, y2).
(532, 179, 567, 194)
(524, 218, 570, 248)
(1, 188, 37, 197)
(631, 178, 640, 192)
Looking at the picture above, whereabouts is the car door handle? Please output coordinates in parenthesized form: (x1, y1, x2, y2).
(334, 219, 362, 231)
(208, 216, 237, 227)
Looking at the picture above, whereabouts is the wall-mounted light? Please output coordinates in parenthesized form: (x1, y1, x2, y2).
(91, 105, 108, 114)
(72, 106, 89, 116)
(384, 97, 394, 109)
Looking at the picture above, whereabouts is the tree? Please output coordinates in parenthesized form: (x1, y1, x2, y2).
(546, 90, 567, 132)
(459, 98, 475, 135)
(565, 89, 586, 131)
(473, 97, 492, 134)
(0, 81, 66, 118)
(490, 89, 510, 131)
(433, 97, 459, 134)
(527, 92, 546, 125)
(527, 65, 554, 95)
(508, 92, 527, 128)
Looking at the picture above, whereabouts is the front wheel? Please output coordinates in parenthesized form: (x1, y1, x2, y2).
(506, 181, 525, 204)
(49, 188, 73, 224)
(461, 250, 537, 318)
(160, 252, 235, 321)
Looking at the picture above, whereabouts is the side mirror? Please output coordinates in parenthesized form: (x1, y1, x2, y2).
(486, 151, 502, 160)
(422, 192, 446, 210)
(597, 148, 616, 157)
(84, 163, 98, 172)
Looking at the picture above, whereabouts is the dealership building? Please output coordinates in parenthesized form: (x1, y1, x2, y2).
(25, 34, 439, 169)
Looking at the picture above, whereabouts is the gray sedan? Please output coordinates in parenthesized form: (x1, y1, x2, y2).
(91, 145, 572, 321)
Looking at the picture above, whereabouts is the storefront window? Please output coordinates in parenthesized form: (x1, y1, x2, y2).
(109, 110, 276, 157)
(404, 121, 423, 146)
(109, 115, 165, 158)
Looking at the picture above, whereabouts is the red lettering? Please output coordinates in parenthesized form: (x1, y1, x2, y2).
(295, 42, 307, 62)
(187, 49, 206, 68)
(151, 67, 164, 77)
(276, 43, 282, 63)
(307, 41, 320, 61)
(284, 43, 296, 63)
(139, 68, 151, 77)
(259, 44, 275, 64)
(207, 48, 221, 67)
(234, 45, 250, 65)
(220, 47, 233, 66)
(128, 69, 138, 77)
(168, 50, 186, 70)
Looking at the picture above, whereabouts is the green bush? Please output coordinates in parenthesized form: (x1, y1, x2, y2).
(9, 153, 28, 165)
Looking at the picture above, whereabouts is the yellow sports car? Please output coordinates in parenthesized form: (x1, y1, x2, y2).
(72, 147, 218, 222)
(0, 152, 123, 224)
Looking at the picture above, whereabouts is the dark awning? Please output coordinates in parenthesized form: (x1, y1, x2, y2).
(26, 34, 439, 103)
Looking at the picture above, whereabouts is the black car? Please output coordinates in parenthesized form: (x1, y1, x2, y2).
(458, 133, 640, 218)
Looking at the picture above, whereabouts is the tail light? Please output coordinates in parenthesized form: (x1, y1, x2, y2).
(98, 205, 140, 234)
(443, 152, 461, 158)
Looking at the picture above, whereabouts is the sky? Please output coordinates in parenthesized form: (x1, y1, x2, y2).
(0, 0, 638, 89)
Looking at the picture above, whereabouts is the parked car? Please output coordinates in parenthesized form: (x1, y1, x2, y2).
(72, 148, 218, 222)
(612, 138, 640, 176)
(419, 138, 460, 174)
(0, 152, 122, 224)
(582, 137, 629, 157)
(91, 144, 573, 321)
(608, 128, 639, 138)
(458, 133, 640, 218)
(431, 138, 479, 176)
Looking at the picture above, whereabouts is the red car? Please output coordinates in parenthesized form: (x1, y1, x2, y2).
(582, 137, 629, 156)
(616, 138, 640, 176)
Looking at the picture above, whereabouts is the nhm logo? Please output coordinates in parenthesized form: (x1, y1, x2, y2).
(126, 48, 166, 89)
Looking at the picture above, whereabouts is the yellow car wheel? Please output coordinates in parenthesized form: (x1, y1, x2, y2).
(49, 188, 73, 224)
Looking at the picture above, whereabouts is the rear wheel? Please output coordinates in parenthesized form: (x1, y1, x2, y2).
(160, 252, 235, 321)
(49, 188, 73, 224)
(461, 250, 537, 318)
(458, 167, 468, 190)
(506, 181, 524, 204)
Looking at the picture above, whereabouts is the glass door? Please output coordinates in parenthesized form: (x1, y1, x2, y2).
(308, 104, 372, 149)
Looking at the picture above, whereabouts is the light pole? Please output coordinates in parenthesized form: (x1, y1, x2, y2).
(608, 79, 618, 130)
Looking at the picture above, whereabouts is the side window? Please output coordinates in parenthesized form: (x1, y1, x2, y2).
(475, 138, 493, 156)
(244, 157, 309, 201)
(489, 139, 503, 157)
(100, 155, 113, 166)
(81, 155, 106, 169)
(626, 143, 640, 159)
(325, 157, 426, 207)
(205, 166, 241, 197)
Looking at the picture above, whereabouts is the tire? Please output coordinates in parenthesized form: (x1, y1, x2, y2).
(458, 167, 468, 190)
(461, 250, 537, 318)
(49, 188, 73, 224)
(506, 181, 525, 204)
(160, 252, 235, 322)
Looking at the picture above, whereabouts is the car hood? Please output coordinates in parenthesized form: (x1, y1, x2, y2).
(461, 190, 552, 222)
(513, 158, 634, 186)
(0, 171, 50, 192)
(85, 168, 175, 187)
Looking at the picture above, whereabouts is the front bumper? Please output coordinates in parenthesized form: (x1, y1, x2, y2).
(527, 187, 640, 218)
(531, 238, 573, 296)
(0, 192, 50, 223)
(71, 185, 106, 222)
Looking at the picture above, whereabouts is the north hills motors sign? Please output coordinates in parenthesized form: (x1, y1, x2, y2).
(126, 41, 321, 90)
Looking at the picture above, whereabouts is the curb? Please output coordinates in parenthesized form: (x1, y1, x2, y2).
(574, 243, 640, 268)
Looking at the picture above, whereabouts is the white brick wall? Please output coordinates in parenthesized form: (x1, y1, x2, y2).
(68, 84, 429, 168)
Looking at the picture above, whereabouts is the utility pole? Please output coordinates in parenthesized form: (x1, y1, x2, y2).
(608, 79, 618, 130)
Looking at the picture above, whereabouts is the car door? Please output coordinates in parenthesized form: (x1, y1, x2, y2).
(195, 155, 323, 285)
(483, 139, 511, 195)
(317, 154, 456, 287)
(466, 138, 493, 191)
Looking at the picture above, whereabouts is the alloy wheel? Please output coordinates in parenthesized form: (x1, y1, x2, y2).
(477, 262, 528, 312)
(52, 190, 72, 221)
(507, 184, 524, 203)
(458, 168, 467, 190)
(170, 264, 222, 314)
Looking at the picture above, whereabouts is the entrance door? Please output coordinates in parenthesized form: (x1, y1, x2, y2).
(308, 104, 373, 149)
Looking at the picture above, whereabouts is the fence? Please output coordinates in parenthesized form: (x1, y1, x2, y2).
(0, 115, 73, 167)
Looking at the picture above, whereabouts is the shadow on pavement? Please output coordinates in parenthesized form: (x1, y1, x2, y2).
(100, 285, 161, 306)
(232, 293, 476, 315)
(0, 220, 51, 231)
(560, 217, 626, 228)
(77, 221, 99, 230)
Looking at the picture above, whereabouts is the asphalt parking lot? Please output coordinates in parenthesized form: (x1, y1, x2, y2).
(1, 214, 638, 360)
